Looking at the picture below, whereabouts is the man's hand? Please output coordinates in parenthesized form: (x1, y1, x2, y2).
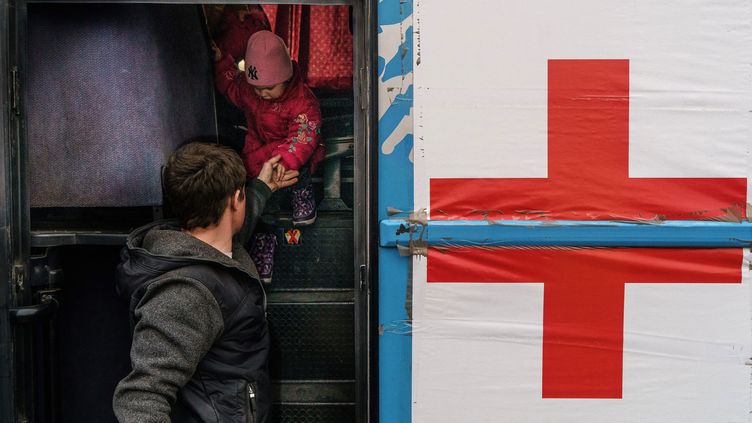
(258, 156, 299, 192)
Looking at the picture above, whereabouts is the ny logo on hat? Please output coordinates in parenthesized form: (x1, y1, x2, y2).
(247, 65, 258, 81)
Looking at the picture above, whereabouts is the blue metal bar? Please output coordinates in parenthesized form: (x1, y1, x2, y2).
(380, 220, 752, 248)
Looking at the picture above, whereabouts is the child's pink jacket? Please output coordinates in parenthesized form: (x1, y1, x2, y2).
(215, 56, 325, 178)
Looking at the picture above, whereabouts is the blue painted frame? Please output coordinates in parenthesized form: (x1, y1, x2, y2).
(377, 0, 414, 421)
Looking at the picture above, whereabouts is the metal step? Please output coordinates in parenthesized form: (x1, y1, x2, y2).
(265, 212, 356, 421)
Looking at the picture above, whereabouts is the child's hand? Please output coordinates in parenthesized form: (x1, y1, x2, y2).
(237, 9, 253, 22)
(274, 163, 286, 182)
(210, 41, 222, 63)
(259, 156, 299, 192)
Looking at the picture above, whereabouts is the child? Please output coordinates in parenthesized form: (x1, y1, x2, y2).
(213, 30, 325, 282)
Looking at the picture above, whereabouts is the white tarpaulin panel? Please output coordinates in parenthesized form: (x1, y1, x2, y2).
(412, 1, 752, 422)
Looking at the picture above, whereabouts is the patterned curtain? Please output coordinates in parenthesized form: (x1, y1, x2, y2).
(263, 5, 353, 91)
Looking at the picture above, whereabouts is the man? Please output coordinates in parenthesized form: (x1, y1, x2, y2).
(113, 142, 298, 422)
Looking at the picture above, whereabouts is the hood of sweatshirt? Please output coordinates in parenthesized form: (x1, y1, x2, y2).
(116, 219, 259, 300)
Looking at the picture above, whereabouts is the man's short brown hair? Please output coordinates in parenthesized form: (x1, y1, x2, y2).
(164, 142, 247, 229)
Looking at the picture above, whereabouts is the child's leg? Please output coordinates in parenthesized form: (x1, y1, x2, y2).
(292, 165, 312, 190)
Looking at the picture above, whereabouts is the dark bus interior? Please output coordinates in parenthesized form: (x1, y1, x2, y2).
(16, 3, 368, 422)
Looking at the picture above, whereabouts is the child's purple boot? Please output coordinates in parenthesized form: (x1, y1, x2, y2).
(249, 232, 277, 284)
(292, 184, 317, 226)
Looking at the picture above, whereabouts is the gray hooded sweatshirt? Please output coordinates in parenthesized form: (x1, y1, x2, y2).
(113, 179, 272, 422)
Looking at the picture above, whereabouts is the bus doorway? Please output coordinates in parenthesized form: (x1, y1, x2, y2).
(3, 2, 375, 422)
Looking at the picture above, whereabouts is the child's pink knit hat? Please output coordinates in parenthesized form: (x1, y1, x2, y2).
(244, 30, 293, 86)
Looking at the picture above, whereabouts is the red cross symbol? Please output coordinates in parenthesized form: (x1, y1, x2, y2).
(428, 247, 742, 399)
(427, 60, 747, 399)
(431, 60, 746, 221)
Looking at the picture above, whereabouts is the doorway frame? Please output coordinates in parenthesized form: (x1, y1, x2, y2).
(5, 1, 377, 421)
